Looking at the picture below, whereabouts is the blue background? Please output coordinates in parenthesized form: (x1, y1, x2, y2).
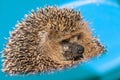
(0, 0, 120, 80)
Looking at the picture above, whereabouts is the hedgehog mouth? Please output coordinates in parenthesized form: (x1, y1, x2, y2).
(60, 40, 84, 61)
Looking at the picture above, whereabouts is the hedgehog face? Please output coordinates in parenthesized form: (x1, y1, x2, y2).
(47, 20, 86, 61)
(46, 27, 85, 62)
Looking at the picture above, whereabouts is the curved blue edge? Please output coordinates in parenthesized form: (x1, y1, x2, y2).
(0, 0, 120, 80)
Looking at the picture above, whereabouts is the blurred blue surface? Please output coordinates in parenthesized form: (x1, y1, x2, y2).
(0, 0, 120, 80)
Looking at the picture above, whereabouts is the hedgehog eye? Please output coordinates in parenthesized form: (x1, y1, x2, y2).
(61, 38, 70, 43)
(76, 35, 81, 40)
(77, 32, 84, 40)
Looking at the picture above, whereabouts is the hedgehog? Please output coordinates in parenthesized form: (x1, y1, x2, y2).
(2, 6, 104, 75)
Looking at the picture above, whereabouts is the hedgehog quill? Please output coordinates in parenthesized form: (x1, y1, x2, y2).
(2, 7, 104, 75)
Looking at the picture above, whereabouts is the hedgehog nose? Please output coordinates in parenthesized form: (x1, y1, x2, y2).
(76, 44, 84, 54)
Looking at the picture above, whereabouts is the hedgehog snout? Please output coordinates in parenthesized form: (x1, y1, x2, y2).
(74, 44, 84, 54)
(61, 41, 84, 60)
